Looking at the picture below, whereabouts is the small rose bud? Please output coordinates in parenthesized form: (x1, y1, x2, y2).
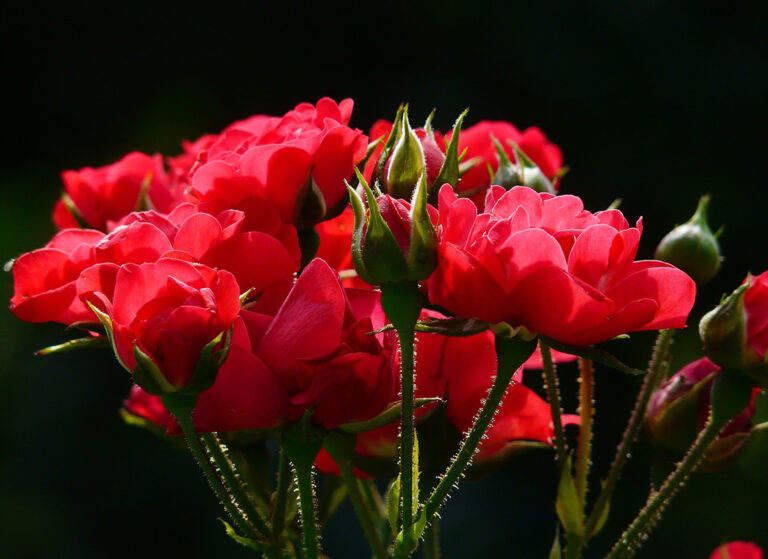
(383, 107, 427, 199)
(646, 357, 759, 471)
(655, 195, 722, 284)
(700, 273, 768, 387)
(348, 170, 437, 286)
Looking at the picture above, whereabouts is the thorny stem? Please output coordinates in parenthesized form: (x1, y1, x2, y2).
(424, 521, 441, 559)
(604, 414, 724, 559)
(163, 397, 260, 545)
(271, 448, 291, 536)
(337, 461, 389, 559)
(201, 433, 273, 539)
(584, 330, 674, 539)
(291, 455, 320, 559)
(380, 282, 422, 555)
(575, 358, 594, 510)
(539, 339, 568, 471)
(423, 338, 521, 520)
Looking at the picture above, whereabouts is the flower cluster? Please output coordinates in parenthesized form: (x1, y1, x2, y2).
(16, 96, 749, 559)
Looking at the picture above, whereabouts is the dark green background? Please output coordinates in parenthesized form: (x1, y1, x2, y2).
(1, 2, 767, 557)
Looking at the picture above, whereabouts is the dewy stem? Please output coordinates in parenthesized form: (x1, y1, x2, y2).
(584, 329, 674, 538)
(162, 395, 260, 544)
(201, 433, 273, 539)
(379, 282, 422, 554)
(575, 358, 594, 511)
(604, 414, 724, 559)
(423, 335, 532, 520)
(539, 339, 568, 471)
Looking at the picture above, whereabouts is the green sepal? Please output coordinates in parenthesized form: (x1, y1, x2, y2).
(60, 193, 91, 229)
(491, 135, 523, 188)
(406, 172, 437, 281)
(360, 177, 409, 284)
(539, 335, 644, 375)
(646, 370, 718, 453)
(294, 177, 328, 229)
(338, 397, 442, 434)
(219, 519, 270, 552)
(182, 330, 230, 395)
(374, 104, 405, 185)
(423, 109, 436, 140)
(120, 408, 184, 447)
(282, 410, 325, 469)
(86, 301, 129, 371)
(396, 513, 427, 556)
(510, 142, 555, 194)
(36, 336, 109, 355)
(347, 178, 374, 285)
(297, 227, 321, 269)
(549, 525, 562, 559)
(555, 455, 583, 537)
(354, 137, 384, 186)
(133, 343, 178, 395)
(386, 106, 426, 199)
(239, 288, 255, 307)
(432, 109, 468, 194)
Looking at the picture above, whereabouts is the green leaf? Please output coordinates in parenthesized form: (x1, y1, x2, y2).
(339, 397, 442, 434)
(591, 480, 611, 536)
(414, 317, 490, 337)
(219, 519, 269, 551)
(387, 477, 401, 533)
(549, 525, 562, 559)
(539, 336, 644, 375)
(36, 336, 108, 355)
(432, 109, 467, 194)
(555, 456, 583, 537)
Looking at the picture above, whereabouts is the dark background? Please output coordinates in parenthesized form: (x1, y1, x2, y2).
(1, 2, 767, 558)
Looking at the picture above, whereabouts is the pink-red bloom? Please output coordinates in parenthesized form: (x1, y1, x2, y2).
(428, 185, 696, 345)
(710, 542, 764, 559)
(53, 152, 178, 231)
(187, 98, 367, 227)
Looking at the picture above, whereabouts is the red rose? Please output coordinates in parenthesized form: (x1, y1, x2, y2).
(107, 258, 240, 389)
(187, 98, 367, 226)
(167, 133, 219, 187)
(53, 152, 179, 231)
(455, 121, 563, 201)
(428, 185, 696, 346)
(744, 271, 768, 358)
(710, 542, 764, 559)
(191, 259, 398, 431)
(123, 385, 175, 431)
(10, 229, 105, 323)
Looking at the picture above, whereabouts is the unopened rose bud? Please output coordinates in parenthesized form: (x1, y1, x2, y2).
(348, 170, 437, 286)
(384, 107, 427, 199)
(655, 195, 722, 284)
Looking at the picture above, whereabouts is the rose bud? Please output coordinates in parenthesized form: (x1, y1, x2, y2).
(646, 357, 761, 471)
(700, 271, 768, 387)
(710, 542, 764, 559)
(490, 137, 555, 194)
(655, 195, 722, 285)
(348, 170, 437, 286)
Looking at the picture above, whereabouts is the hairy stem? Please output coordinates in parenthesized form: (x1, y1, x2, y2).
(540, 339, 568, 471)
(575, 358, 594, 510)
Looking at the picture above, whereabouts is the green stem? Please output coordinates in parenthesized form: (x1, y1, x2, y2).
(380, 282, 422, 554)
(539, 339, 568, 471)
(584, 330, 674, 538)
(424, 522, 441, 559)
(574, 358, 594, 511)
(283, 442, 322, 559)
(604, 415, 722, 559)
(423, 336, 529, 520)
(162, 396, 259, 543)
(271, 448, 291, 536)
(202, 433, 273, 539)
(339, 465, 388, 559)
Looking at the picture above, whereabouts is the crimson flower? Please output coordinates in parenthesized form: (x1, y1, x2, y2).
(428, 185, 696, 345)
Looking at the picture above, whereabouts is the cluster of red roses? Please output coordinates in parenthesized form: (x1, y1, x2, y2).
(9, 97, 700, 468)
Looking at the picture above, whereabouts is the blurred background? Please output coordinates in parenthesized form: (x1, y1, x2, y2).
(1, 1, 767, 557)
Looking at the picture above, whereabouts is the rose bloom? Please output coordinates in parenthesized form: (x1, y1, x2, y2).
(428, 185, 696, 346)
(710, 542, 764, 559)
(53, 151, 179, 231)
(186, 98, 367, 227)
(11, 204, 299, 326)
